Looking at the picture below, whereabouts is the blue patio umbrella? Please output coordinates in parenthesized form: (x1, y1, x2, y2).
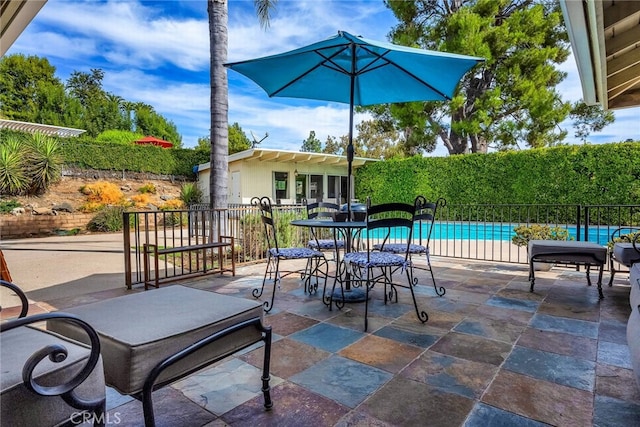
(226, 31, 484, 214)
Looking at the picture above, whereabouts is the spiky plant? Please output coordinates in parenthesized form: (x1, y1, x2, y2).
(179, 182, 203, 206)
(27, 133, 63, 195)
(0, 135, 29, 195)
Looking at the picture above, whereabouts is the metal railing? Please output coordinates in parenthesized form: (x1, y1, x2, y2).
(124, 203, 640, 286)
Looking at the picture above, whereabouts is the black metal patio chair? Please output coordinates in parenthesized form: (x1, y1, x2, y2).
(373, 196, 446, 296)
(305, 200, 346, 259)
(339, 198, 429, 331)
(251, 196, 328, 312)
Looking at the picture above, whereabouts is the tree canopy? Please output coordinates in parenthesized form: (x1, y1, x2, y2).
(0, 54, 182, 147)
(371, 0, 613, 154)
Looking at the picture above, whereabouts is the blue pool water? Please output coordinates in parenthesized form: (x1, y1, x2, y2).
(379, 222, 614, 246)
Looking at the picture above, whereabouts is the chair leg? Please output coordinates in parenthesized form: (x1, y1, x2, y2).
(607, 256, 616, 287)
(325, 260, 345, 310)
(406, 267, 429, 324)
(364, 268, 371, 332)
(253, 254, 279, 312)
(425, 252, 445, 296)
(302, 258, 314, 293)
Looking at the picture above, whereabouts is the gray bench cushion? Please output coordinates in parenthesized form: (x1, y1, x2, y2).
(528, 240, 607, 265)
(613, 243, 640, 267)
(1, 326, 105, 427)
(48, 285, 263, 395)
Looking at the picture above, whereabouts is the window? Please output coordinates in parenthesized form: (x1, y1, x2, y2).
(328, 175, 348, 203)
(273, 172, 288, 201)
(309, 175, 323, 202)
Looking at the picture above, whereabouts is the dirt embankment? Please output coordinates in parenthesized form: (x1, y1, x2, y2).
(8, 176, 185, 213)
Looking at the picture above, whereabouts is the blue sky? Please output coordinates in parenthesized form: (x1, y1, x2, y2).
(7, 0, 639, 155)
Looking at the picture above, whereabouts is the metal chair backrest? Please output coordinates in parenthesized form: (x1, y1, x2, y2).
(413, 196, 445, 247)
(365, 198, 416, 260)
(306, 201, 340, 220)
(251, 196, 279, 253)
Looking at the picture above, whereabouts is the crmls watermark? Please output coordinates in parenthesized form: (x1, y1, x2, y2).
(71, 412, 122, 425)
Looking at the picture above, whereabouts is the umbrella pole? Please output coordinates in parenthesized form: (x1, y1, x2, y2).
(346, 42, 356, 219)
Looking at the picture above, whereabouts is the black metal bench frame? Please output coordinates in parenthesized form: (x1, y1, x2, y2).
(143, 237, 235, 289)
(139, 316, 272, 426)
(607, 227, 640, 287)
(0, 280, 106, 426)
(529, 248, 606, 298)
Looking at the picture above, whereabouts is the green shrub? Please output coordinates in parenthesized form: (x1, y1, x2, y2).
(138, 183, 156, 194)
(0, 199, 21, 213)
(180, 182, 202, 206)
(0, 135, 29, 195)
(95, 130, 144, 145)
(87, 206, 127, 232)
(511, 224, 572, 247)
(27, 133, 62, 194)
(159, 211, 187, 227)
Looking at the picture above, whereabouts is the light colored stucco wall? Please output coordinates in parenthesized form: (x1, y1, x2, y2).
(198, 159, 350, 204)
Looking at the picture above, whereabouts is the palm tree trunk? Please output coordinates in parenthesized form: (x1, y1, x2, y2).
(208, 0, 229, 209)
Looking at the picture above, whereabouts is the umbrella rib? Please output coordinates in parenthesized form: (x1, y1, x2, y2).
(358, 45, 453, 101)
(270, 45, 350, 97)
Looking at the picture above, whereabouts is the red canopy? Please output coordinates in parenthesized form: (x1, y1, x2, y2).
(134, 136, 173, 149)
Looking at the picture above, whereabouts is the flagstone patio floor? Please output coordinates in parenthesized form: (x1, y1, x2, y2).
(24, 258, 640, 426)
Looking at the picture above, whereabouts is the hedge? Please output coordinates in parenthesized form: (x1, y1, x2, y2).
(59, 139, 209, 177)
(355, 143, 640, 207)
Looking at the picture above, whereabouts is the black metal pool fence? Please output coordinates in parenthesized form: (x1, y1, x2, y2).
(124, 203, 640, 287)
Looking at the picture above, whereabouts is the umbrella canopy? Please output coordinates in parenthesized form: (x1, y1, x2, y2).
(134, 136, 173, 149)
(226, 31, 484, 212)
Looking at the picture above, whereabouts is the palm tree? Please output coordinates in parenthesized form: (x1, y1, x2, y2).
(207, 0, 275, 209)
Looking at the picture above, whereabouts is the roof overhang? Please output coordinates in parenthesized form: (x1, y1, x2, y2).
(560, 0, 640, 110)
(0, 119, 86, 137)
(198, 148, 379, 172)
(0, 0, 47, 57)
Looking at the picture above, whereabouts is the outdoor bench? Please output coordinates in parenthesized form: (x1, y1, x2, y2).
(47, 285, 273, 427)
(528, 240, 608, 298)
(143, 236, 235, 289)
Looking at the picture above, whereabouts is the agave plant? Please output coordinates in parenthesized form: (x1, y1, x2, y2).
(27, 132, 63, 195)
(179, 182, 203, 206)
(0, 135, 29, 195)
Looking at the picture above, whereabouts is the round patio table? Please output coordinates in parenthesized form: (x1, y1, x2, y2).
(290, 219, 367, 303)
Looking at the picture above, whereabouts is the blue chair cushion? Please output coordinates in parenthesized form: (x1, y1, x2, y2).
(270, 247, 324, 259)
(344, 251, 409, 268)
(373, 243, 427, 254)
(308, 239, 346, 250)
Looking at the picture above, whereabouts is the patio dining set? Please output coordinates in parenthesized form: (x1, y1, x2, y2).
(250, 195, 444, 332)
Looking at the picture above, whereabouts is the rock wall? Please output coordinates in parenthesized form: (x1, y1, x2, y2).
(0, 213, 95, 239)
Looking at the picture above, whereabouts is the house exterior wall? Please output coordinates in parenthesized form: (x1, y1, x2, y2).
(197, 159, 351, 204)
(234, 160, 347, 204)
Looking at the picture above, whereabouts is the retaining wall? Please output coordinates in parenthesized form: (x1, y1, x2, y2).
(0, 213, 94, 239)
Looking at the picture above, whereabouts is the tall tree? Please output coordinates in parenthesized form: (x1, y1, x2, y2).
(0, 54, 67, 123)
(207, 0, 276, 209)
(196, 123, 252, 155)
(229, 122, 252, 153)
(378, 0, 613, 154)
(301, 130, 322, 152)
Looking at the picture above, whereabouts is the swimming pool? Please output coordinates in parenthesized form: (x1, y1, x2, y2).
(376, 222, 614, 246)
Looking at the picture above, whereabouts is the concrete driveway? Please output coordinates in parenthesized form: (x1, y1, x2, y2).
(1, 233, 127, 304)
